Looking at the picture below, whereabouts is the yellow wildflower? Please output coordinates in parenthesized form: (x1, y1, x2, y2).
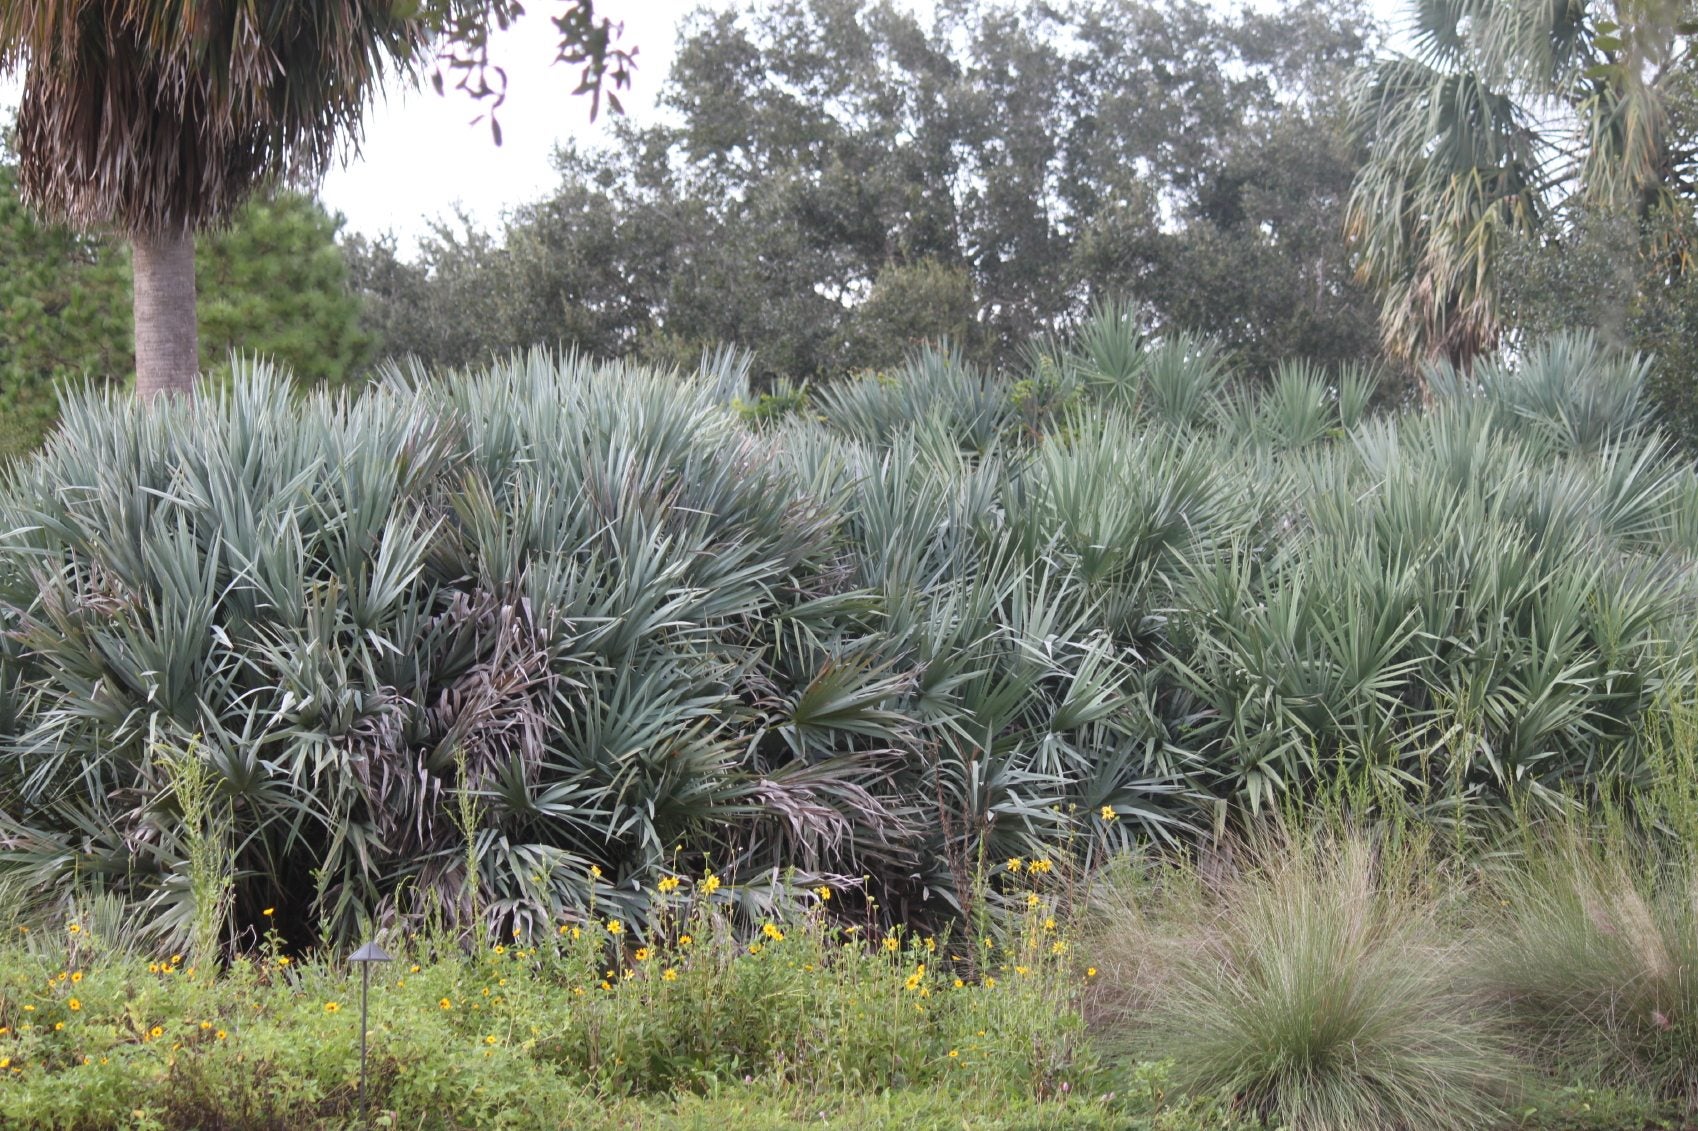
(1100, 805, 1117, 822)
(277, 956, 290, 967)
(148, 1026, 164, 1039)
(70, 971, 83, 984)
(748, 942, 764, 955)
(1043, 917, 1056, 931)
(633, 947, 651, 962)
(678, 934, 693, 946)
(68, 923, 81, 934)
(199, 1021, 212, 1030)
(1026, 892, 1040, 908)
(1086, 967, 1098, 977)
(699, 873, 721, 896)
(324, 1002, 341, 1013)
(1051, 940, 1067, 955)
(1029, 858, 1053, 874)
(440, 997, 453, 1010)
(882, 936, 900, 952)
(68, 998, 81, 1011)
(1005, 857, 1022, 872)
(493, 945, 506, 955)
(662, 968, 678, 982)
(761, 923, 784, 942)
(262, 907, 274, 917)
(215, 1030, 227, 1040)
(953, 978, 965, 988)
(605, 919, 623, 936)
(589, 864, 603, 879)
(657, 876, 681, 894)
(983, 976, 997, 988)
(484, 1035, 497, 1046)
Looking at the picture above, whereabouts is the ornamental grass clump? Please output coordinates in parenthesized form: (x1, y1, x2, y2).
(1482, 830, 1698, 1112)
(1087, 829, 1517, 1131)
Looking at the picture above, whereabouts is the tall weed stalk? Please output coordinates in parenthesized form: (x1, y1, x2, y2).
(162, 736, 233, 972)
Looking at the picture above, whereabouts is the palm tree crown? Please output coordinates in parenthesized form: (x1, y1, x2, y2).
(1347, 0, 1695, 366)
(2, 1, 428, 235)
(1, 1, 430, 395)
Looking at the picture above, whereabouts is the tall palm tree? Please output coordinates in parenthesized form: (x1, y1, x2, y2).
(1347, 0, 1694, 368)
(0, 2, 431, 397)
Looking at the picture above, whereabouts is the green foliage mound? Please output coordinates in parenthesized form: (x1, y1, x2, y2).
(1, 325, 1695, 949)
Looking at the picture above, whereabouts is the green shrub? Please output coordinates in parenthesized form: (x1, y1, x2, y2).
(1087, 830, 1520, 1131)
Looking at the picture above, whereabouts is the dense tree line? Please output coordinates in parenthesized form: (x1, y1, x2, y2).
(348, 0, 1387, 383)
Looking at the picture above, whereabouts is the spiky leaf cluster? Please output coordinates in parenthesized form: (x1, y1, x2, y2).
(1, 321, 1693, 946)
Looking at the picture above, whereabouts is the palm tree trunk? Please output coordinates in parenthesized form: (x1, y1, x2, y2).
(131, 230, 199, 397)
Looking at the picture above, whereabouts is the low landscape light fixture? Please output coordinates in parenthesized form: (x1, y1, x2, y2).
(349, 940, 393, 1125)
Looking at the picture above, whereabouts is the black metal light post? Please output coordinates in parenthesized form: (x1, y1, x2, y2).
(349, 940, 393, 1126)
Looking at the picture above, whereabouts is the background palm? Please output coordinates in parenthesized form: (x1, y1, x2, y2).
(1348, 0, 1696, 367)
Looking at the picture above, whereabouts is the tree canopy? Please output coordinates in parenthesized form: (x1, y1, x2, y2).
(352, 0, 1385, 383)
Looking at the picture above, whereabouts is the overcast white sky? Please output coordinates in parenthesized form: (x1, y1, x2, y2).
(319, 0, 712, 249)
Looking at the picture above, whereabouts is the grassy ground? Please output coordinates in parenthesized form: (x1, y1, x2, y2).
(0, 902, 1690, 1130)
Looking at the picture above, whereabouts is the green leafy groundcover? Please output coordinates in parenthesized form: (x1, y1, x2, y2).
(0, 914, 1677, 1130)
(0, 898, 1224, 1131)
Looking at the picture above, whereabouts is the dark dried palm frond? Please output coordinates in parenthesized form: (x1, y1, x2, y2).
(1, 0, 429, 233)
